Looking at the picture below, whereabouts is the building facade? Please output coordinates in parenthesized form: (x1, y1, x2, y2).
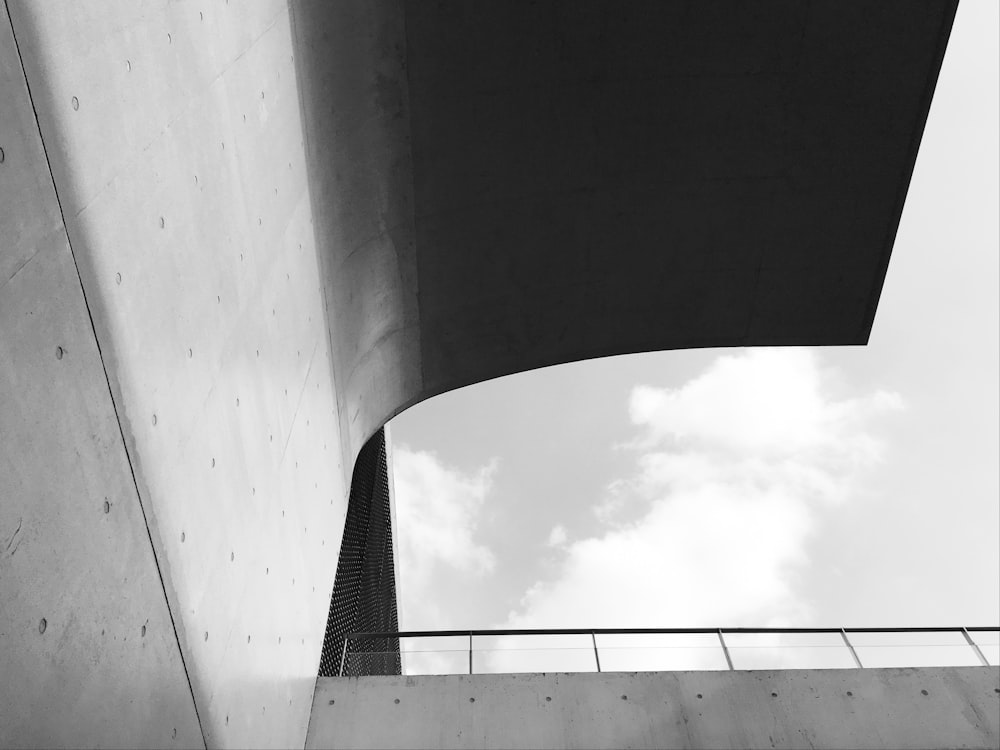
(3, 2, 990, 749)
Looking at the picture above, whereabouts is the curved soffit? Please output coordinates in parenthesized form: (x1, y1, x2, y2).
(290, 0, 958, 469)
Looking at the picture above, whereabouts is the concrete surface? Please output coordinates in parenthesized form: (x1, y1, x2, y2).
(2, 1, 958, 748)
(289, 0, 422, 466)
(307, 667, 1000, 749)
(0, 5, 202, 746)
(293, 1, 956, 463)
(3, 2, 346, 747)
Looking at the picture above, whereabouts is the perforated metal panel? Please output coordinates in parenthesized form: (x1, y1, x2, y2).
(319, 428, 401, 676)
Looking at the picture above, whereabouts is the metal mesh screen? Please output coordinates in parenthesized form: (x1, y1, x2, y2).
(318, 428, 400, 676)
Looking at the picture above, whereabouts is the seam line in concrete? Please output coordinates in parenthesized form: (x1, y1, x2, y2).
(0, 240, 43, 294)
(4, 5, 208, 748)
(281, 338, 320, 465)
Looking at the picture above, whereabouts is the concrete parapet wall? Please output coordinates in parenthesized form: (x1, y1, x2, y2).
(308, 667, 1000, 749)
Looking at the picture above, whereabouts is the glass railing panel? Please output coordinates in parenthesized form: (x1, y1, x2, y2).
(474, 633, 597, 674)
(338, 628, 999, 677)
(400, 636, 470, 675)
(849, 630, 981, 668)
(342, 651, 402, 676)
(596, 632, 730, 672)
(968, 630, 999, 666)
(724, 631, 856, 670)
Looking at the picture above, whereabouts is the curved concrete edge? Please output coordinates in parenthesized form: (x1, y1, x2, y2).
(290, 0, 422, 471)
(291, 1, 958, 467)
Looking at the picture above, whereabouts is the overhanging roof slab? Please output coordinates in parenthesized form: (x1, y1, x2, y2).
(292, 1, 957, 460)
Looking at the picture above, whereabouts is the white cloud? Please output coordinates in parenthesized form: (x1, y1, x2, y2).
(392, 447, 497, 632)
(493, 349, 902, 670)
(629, 349, 901, 463)
(546, 525, 568, 547)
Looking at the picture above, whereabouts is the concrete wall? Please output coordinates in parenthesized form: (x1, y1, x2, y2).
(2, 2, 345, 747)
(289, 0, 421, 467)
(0, 5, 202, 745)
(1, 2, 959, 747)
(308, 667, 1000, 750)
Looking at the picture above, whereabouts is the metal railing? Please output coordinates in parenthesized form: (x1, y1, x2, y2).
(338, 626, 999, 677)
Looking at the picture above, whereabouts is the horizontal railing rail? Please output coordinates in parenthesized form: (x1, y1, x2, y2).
(347, 626, 1000, 638)
(338, 626, 1000, 677)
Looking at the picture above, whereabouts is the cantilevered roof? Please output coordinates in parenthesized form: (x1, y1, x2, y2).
(291, 1, 957, 461)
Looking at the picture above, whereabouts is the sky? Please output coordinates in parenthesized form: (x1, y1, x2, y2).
(387, 1, 999, 666)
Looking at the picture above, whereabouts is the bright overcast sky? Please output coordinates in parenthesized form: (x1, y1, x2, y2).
(388, 1, 999, 638)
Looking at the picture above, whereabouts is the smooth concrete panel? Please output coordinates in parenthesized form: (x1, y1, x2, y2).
(7, 3, 346, 747)
(0, 4, 202, 746)
(308, 667, 1000, 750)
(289, 0, 422, 467)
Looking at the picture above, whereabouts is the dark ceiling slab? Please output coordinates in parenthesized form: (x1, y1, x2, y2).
(292, 1, 956, 462)
(405, 0, 956, 395)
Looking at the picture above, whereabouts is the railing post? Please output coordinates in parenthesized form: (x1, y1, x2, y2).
(961, 628, 990, 667)
(840, 629, 863, 669)
(718, 629, 734, 670)
(592, 632, 601, 673)
(469, 633, 473, 675)
(339, 636, 349, 677)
